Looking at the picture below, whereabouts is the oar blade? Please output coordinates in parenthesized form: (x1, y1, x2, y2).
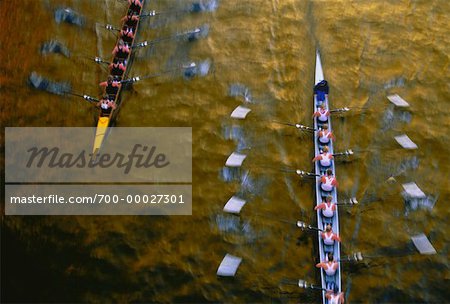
(40, 40, 70, 57)
(225, 152, 247, 167)
(28, 72, 71, 96)
(54, 8, 85, 27)
(402, 182, 426, 199)
(223, 196, 247, 214)
(394, 134, 418, 149)
(387, 94, 410, 107)
(411, 233, 437, 255)
(230, 106, 251, 119)
(217, 254, 242, 277)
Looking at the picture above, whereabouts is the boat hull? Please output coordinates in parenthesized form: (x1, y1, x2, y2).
(313, 51, 342, 304)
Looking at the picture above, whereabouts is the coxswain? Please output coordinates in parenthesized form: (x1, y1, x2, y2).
(316, 252, 339, 276)
(128, 0, 143, 12)
(109, 60, 126, 76)
(121, 11, 139, 27)
(314, 195, 336, 218)
(121, 25, 134, 40)
(112, 39, 130, 58)
(321, 169, 338, 192)
(321, 224, 341, 245)
(312, 145, 333, 167)
(326, 287, 345, 304)
(99, 76, 121, 96)
(313, 104, 330, 122)
(318, 124, 335, 144)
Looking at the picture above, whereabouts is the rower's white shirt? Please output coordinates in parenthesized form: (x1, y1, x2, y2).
(101, 102, 109, 110)
(320, 152, 332, 167)
(323, 232, 335, 245)
(323, 202, 335, 217)
(319, 130, 331, 144)
(321, 176, 334, 191)
(317, 108, 328, 122)
(324, 261, 338, 276)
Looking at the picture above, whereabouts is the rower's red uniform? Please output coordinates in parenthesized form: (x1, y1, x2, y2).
(128, 0, 142, 7)
(121, 13, 139, 27)
(121, 26, 135, 39)
(112, 41, 130, 57)
(109, 61, 126, 75)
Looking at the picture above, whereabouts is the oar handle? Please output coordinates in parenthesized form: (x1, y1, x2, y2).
(297, 221, 324, 232)
(296, 170, 320, 177)
(333, 149, 354, 157)
(330, 107, 350, 113)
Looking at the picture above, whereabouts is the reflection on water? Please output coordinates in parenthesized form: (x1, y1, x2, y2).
(1, 0, 449, 302)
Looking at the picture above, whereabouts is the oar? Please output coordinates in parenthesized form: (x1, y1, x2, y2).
(334, 197, 359, 206)
(296, 221, 324, 232)
(295, 170, 321, 177)
(132, 26, 205, 49)
(122, 60, 211, 84)
(64, 92, 99, 103)
(141, 1, 219, 17)
(272, 121, 317, 132)
(337, 234, 437, 263)
(333, 149, 354, 157)
(297, 279, 327, 291)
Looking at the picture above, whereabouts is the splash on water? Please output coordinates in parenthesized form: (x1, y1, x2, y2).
(28, 72, 71, 96)
(54, 8, 85, 27)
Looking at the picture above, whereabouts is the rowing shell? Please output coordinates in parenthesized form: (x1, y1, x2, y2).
(313, 51, 342, 303)
(92, 0, 145, 156)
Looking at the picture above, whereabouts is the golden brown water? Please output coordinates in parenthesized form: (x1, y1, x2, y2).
(1, 0, 449, 302)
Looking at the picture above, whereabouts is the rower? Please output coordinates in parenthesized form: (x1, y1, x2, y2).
(314, 195, 336, 218)
(121, 25, 135, 42)
(99, 76, 121, 96)
(312, 145, 333, 167)
(314, 79, 329, 105)
(321, 224, 341, 246)
(316, 252, 339, 277)
(112, 39, 130, 59)
(313, 104, 330, 122)
(321, 169, 338, 192)
(318, 124, 335, 144)
(326, 287, 345, 304)
(128, 0, 143, 12)
(109, 59, 126, 77)
(121, 11, 139, 28)
(97, 97, 117, 111)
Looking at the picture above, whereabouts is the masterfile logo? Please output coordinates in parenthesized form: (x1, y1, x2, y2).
(5, 127, 192, 183)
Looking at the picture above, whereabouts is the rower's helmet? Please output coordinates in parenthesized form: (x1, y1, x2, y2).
(323, 146, 329, 153)
(326, 169, 333, 176)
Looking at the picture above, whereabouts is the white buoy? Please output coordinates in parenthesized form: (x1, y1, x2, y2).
(225, 152, 247, 167)
(394, 134, 418, 149)
(230, 106, 251, 119)
(387, 94, 410, 107)
(217, 254, 242, 277)
(223, 196, 246, 214)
